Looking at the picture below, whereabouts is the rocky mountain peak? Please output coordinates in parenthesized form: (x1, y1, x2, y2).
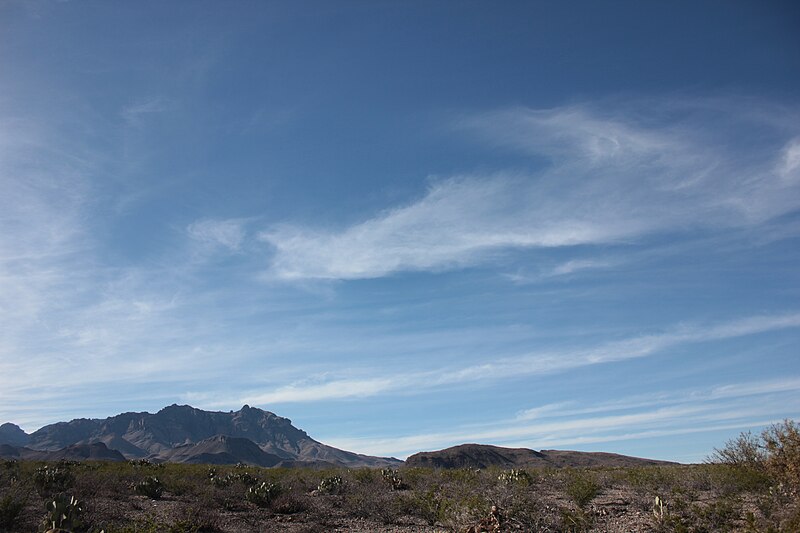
(13, 405, 400, 468)
(0, 422, 30, 447)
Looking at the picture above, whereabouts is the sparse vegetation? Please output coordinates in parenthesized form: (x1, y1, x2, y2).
(33, 465, 74, 496)
(43, 494, 83, 532)
(497, 468, 532, 486)
(0, 422, 797, 532)
(0, 493, 25, 531)
(133, 476, 164, 500)
(245, 481, 282, 508)
(565, 471, 601, 508)
(316, 474, 343, 495)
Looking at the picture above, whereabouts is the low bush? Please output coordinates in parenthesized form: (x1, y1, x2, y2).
(565, 472, 601, 508)
(0, 493, 25, 530)
(497, 468, 532, 486)
(316, 475, 343, 495)
(43, 494, 83, 532)
(710, 420, 800, 494)
(33, 465, 74, 496)
(245, 481, 282, 508)
(134, 476, 164, 499)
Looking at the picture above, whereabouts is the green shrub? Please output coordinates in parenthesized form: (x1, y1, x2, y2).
(497, 468, 532, 486)
(710, 431, 766, 470)
(209, 470, 258, 488)
(134, 476, 164, 499)
(245, 481, 282, 508)
(1, 460, 19, 484)
(33, 466, 74, 496)
(349, 468, 376, 484)
(690, 497, 742, 532)
(316, 475, 344, 495)
(380, 468, 408, 490)
(411, 488, 451, 526)
(43, 494, 82, 532)
(709, 420, 800, 493)
(762, 419, 800, 491)
(0, 493, 25, 530)
(565, 473, 600, 508)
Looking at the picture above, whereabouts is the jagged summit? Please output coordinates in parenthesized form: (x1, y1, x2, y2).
(0, 405, 399, 467)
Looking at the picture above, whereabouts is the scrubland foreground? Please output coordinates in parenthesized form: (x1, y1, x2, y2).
(0, 421, 798, 533)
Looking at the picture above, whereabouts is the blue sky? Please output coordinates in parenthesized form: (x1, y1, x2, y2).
(1, 1, 799, 462)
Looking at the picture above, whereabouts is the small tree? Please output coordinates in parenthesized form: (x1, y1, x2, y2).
(761, 419, 800, 490)
(709, 431, 766, 470)
(710, 420, 800, 491)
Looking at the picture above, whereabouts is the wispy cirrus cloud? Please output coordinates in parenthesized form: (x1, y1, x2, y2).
(259, 100, 800, 281)
(121, 97, 169, 127)
(187, 218, 249, 251)
(0, 110, 258, 427)
(323, 377, 800, 459)
(231, 312, 800, 406)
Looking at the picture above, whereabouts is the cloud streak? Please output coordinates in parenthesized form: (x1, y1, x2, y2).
(323, 377, 800, 459)
(260, 100, 800, 281)
(187, 218, 248, 251)
(235, 312, 800, 406)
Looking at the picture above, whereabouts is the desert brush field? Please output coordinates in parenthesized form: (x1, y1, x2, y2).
(1, 421, 798, 533)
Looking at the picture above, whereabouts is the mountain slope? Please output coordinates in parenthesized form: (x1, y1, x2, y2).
(0, 423, 29, 447)
(0, 442, 125, 462)
(21, 404, 400, 467)
(151, 435, 283, 467)
(405, 444, 675, 469)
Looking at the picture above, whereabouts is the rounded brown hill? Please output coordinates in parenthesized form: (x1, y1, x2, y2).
(405, 443, 675, 469)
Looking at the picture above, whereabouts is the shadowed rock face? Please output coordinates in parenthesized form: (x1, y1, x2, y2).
(0, 423, 30, 447)
(150, 435, 283, 467)
(405, 443, 676, 469)
(0, 442, 125, 462)
(13, 404, 400, 467)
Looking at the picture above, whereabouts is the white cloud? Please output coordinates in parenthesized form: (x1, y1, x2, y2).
(778, 137, 800, 182)
(242, 377, 396, 404)
(121, 98, 168, 127)
(260, 101, 800, 281)
(187, 218, 247, 251)
(549, 259, 615, 277)
(323, 378, 800, 458)
(230, 312, 800, 405)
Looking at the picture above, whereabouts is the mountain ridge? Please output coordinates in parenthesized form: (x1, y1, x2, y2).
(405, 443, 676, 469)
(0, 404, 400, 468)
(0, 442, 126, 462)
(1, 408, 677, 469)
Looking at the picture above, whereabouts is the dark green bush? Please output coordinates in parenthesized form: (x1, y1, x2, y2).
(245, 481, 282, 508)
(43, 494, 83, 532)
(33, 465, 74, 496)
(316, 475, 344, 495)
(134, 476, 164, 499)
(565, 472, 601, 508)
(0, 493, 25, 530)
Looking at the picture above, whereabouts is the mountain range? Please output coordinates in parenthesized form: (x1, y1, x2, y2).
(0, 406, 675, 469)
(0, 404, 400, 467)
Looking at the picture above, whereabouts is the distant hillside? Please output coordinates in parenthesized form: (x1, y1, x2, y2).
(2, 404, 400, 467)
(405, 444, 675, 469)
(0, 442, 125, 462)
(0, 423, 29, 447)
(151, 435, 283, 467)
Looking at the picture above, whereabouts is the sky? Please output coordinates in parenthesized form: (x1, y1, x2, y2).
(1, 1, 799, 463)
